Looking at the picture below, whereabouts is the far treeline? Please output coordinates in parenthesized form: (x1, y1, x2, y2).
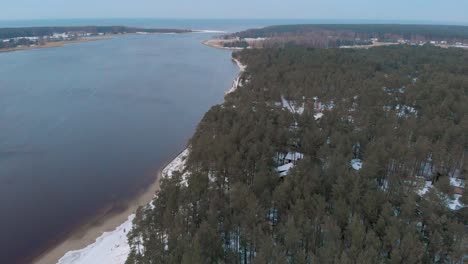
(126, 45, 467, 263)
(225, 24, 468, 48)
(0, 26, 192, 39)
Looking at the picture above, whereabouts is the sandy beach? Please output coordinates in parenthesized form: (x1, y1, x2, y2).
(202, 39, 244, 50)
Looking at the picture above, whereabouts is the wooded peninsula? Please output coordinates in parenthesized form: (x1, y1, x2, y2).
(125, 37, 468, 263)
(209, 24, 468, 49)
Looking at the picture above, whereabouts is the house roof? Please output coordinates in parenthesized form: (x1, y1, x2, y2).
(285, 152, 304, 161)
(277, 163, 294, 172)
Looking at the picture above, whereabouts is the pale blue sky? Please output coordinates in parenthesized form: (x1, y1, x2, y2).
(1, 0, 467, 24)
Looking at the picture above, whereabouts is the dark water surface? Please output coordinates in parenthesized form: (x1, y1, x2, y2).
(0, 32, 239, 263)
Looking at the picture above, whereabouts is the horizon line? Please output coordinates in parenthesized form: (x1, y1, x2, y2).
(0, 17, 467, 27)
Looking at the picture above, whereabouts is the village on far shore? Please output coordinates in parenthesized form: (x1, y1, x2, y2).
(204, 35, 468, 50)
(0, 26, 194, 52)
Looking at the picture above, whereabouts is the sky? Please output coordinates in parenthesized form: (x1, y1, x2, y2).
(1, 0, 468, 24)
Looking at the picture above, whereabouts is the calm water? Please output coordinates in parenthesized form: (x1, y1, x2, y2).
(0, 21, 252, 263)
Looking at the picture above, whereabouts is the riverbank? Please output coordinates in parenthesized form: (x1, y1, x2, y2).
(33, 149, 189, 264)
(0, 37, 111, 54)
(226, 58, 247, 95)
(202, 39, 244, 50)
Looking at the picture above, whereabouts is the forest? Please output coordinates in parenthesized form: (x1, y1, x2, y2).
(229, 24, 468, 40)
(224, 24, 468, 48)
(126, 45, 467, 263)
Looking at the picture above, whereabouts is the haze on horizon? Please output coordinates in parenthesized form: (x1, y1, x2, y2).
(0, 0, 467, 25)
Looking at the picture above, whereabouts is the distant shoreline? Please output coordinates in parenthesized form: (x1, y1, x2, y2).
(0, 30, 226, 54)
(0, 37, 111, 54)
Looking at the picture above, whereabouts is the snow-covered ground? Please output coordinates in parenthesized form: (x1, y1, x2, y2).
(416, 177, 466, 211)
(57, 149, 189, 264)
(314, 112, 324, 120)
(226, 76, 243, 95)
(281, 96, 305, 115)
(226, 58, 247, 95)
(450, 177, 465, 189)
(57, 215, 135, 264)
(417, 180, 433, 196)
(233, 58, 247, 72)
(350, 159, 363, 170)
(447, 194, 464, 210)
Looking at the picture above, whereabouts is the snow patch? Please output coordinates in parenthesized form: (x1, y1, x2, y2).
(450, 177, 465, 189)
(226, 76, 242, 95)
(281, 96, 304, 115)
(350, 159, 363, 170)
(58, 215, 134, 264)
(233, 58, 247, 72)
(417, 180, 433, 196)
(447, 194, 465, 210)
(396, 104, 417, 118)
(226, 59, 247, 95)
(314, 112, 324, 120)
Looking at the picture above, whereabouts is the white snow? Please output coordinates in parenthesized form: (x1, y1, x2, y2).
(281, 96, 304, 115)
(226, 59, 247, 95)
(396, 104, 417, 118)
(322, 101, 335, 111)
(314, 112, 324, 120)
(162, 149, 189, 182)
(350, 159, 363, 170)
(57, 215, 135, 264)
(447, 194, 465, 210)
(450, 177, 465, 189)
(58, 149, 189, 264)
(233, 58, 247, 72)
(416, 179, 465, 211)
(384, 104, 418, 118)
(417, 180, 433, 196)
(226, 76, 242, 95)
